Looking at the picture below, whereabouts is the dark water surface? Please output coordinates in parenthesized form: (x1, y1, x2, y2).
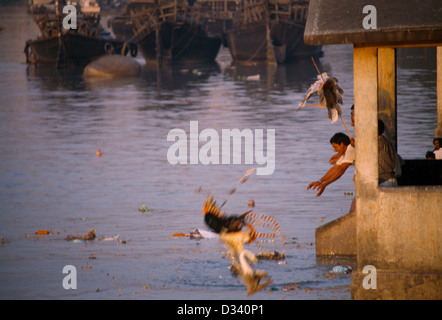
(0, 5, 437, 300)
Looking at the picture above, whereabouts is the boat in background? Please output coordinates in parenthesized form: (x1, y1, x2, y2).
(108, 0, 149, 42)
(225, 0, 322, 64)
(195, 0, 239, 46)
(129, 0, 222, 65)
(25, 0, 130, 68)
(269, 0, 322, 60)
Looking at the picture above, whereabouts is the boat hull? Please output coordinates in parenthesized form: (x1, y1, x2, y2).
(271, 21, 322, 60)
(25, 32, 126, 68)
(137, 22, 222, 65)
(109, 16, 136, 42)
(225, 21, 322, 64)
(225, 22, 273, 63)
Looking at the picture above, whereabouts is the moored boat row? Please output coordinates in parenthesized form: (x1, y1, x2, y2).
(25, 0, 322, 68)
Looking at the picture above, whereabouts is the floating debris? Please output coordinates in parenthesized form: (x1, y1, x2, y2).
(35, 230, 50, 235)
(246, 75, 260, 81)
(65, 230, 96, 241)
(189, 229, 217, 239)
(172, 233, 188, 237)
(256, 250, 285, 261)
(101, 234, 120, 242)
(331, 265, 353, 275)
(138, 204, 153, 213)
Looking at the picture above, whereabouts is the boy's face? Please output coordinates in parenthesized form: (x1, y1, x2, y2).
(434, 140, 440, 149)
(332, 142, 346, 154)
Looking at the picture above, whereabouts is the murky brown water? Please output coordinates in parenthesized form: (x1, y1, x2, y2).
(0, 4, 437, 300)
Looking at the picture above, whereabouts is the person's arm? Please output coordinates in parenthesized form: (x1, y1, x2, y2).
(307, 165, 339, 190)
(329, 152, 343, 165)
(312, 162, 352, 197)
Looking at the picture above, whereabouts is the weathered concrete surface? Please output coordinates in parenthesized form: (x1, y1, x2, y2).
(315, 211, 356, 256)
(353, 46, 380, 270)
(377, 48, 397, 148)
(351, 46, 442, 299)
(350, 186, 442, 299)
(374, 187, 442, 272)
(304, 0, 442, 46)
(351, 270, 442, 300)
(303, 0, 442, 298)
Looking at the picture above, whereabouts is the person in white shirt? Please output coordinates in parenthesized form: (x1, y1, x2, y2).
(307, 132, 355, 197)
(433, 138, 442, 159)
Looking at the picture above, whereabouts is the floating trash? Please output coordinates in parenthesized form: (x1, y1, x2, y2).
(35, 230, 50, 235)
(331, 265, 352, 274)
(65, 230, 96, 241)
(139, 204, 153, 213)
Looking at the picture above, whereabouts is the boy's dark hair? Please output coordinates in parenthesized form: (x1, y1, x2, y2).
(330, 132, 350, 146)
(426, 151, 435, 159)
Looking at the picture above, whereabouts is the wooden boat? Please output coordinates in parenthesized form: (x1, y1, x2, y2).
(109, 15, 136, 41)
(268, 0, 322, 60)
(225, 0, 322, 64)
(25, 1, 129, 68)
(108, 0, 150, 42)
(224, 0, 279, 63)
(110, 0, 238, 45)
(129, 0, 222, 65)
(195, 0, 239, 46)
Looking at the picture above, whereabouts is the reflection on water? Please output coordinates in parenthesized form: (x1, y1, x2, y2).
(0, 4, 437, 300)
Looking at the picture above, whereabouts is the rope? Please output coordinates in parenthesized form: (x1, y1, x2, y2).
(245, 36, 267, 64)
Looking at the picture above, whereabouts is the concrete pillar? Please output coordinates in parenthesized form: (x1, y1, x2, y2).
(436, 47, 442, 138)
(352, 45, 380, 282)
(377, 48, 397, 149)
(351, 46, 442, 300)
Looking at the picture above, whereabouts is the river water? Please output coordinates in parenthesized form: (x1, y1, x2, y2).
(0, 4, 437, 300)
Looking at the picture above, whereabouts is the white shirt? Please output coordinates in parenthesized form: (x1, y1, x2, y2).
(337, 145, 355, 165)
(434, 149, 442, 159)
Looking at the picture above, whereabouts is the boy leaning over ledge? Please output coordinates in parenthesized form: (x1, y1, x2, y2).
(307, 132, 355, 197)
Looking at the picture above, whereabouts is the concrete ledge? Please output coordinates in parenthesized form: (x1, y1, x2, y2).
(315, 211, 356, 256)
(304, 0, 442, 46)
(351, 270, 442, 300)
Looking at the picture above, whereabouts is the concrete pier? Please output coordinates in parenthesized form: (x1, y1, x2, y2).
(315, 211, 356, 257)
(305, 0, 442, 299)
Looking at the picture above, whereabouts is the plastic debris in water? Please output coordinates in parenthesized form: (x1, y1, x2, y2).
(331, 265, 352, 274)
(139, 204, 153, 213)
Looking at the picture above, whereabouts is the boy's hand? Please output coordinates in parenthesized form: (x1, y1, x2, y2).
(307, 181, 321, 190)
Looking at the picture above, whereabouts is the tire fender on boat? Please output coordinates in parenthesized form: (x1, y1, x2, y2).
(104, 42, 114, 55)
(130, 43, 137, 58)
